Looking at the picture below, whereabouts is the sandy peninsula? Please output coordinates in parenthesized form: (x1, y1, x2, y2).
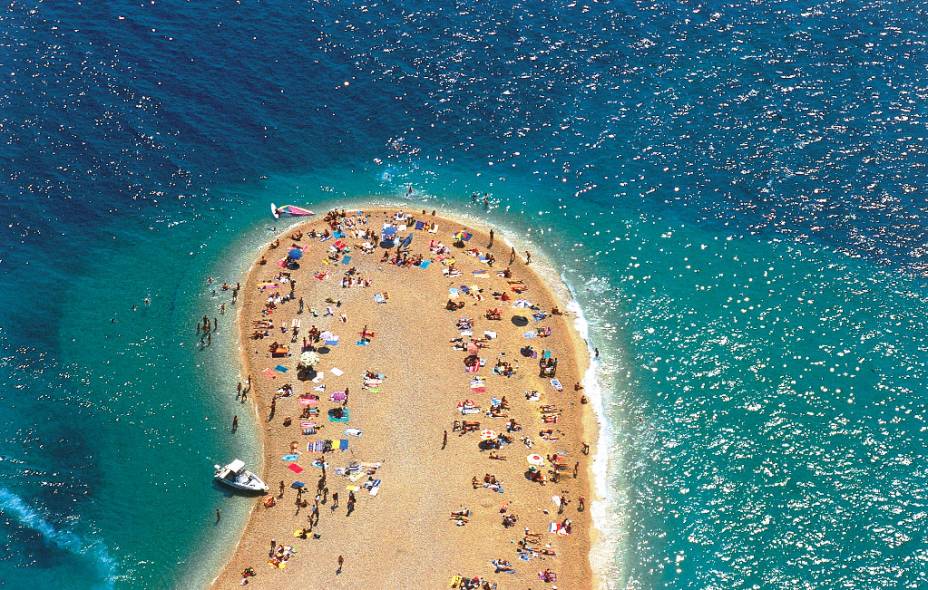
(212, 207, 596, 589)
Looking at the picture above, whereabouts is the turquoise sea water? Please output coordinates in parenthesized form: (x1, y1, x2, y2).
(2, 1, 928, 589)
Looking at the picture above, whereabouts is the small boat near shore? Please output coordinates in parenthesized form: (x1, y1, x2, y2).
(271, 203, 315, 219)
(214, 459, 268, 493)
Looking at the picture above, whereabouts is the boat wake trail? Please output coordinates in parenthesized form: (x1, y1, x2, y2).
(0, 487, 117, 589)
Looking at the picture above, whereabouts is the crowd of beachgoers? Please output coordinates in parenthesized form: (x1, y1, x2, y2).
(212, 207, 593, 589)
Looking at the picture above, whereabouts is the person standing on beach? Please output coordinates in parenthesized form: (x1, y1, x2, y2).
(231, 415, 238, 433)
(336, 555, 344, 574)
(236, 381, 242, 400)
(525, 250, 531, 264)
(488, 229, 494, 248)
(331, 492, 339, 510)
(509, 247, 516, 265)
(442, 429, 448, 450)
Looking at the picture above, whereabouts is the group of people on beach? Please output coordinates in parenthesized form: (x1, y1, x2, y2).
(219, 207, 588, 588)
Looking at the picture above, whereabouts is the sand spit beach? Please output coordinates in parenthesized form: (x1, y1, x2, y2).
(212, 207, 597, 589)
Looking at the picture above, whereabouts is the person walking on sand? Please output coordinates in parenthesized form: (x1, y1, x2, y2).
(488, 229, 495, 248)
(525, 250, 531, 264)
(442, 429, 448, 450)
(509, 247, 516, 265)
(331, 492, 339, 510)
(336, 555, 344, 575)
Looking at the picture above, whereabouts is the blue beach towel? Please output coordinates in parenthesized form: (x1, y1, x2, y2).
(339, 439, 349, 451)
(415, 221, 425, 230)
(275, 364, 289, 372)
(420, 260, 431, 269)
(328, 408, 350, 423)
(342, 255, 351, 265)
(333, 230, 345, 238)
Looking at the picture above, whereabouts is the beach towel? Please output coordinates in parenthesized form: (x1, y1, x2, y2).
(344, 428, 362, 437)
(449, 287, 459, 298)
(473, 269, 488, 277)
(261, 367, 276, 378)
(339, 439, 349, 451)
(275, 364, 288, 372)
(331, 367, 344, 377)
(428, 224, 439, 234)
(333, 230, 344, 238)
(312, 372, 324, 383)
(523, 331, 537, 339)
(282, 453, 300, 462)
(356, 339, 368, 346)
(373, 293, 386, 304)
(287, 463, 304, 474)
(327, 408, 350, 423)
(342, 255, 351, 265)
(330, 391, 347, 402)
(550, 378, 563, 392)
(368, 479, 381, 496)
(415, 221, 425, 230)
(419, 260, 431, 269)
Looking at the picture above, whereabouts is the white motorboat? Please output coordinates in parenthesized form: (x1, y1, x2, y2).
(214, 459, 268, 493)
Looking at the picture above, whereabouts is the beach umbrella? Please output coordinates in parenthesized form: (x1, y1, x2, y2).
(527, 454, 545, 466)
(400, 234, 413, 249)
(291, 481, 305, 489)
(288, 248, 303, 259)
(299, 351, 321, 368)
(480, 429, 497, 441)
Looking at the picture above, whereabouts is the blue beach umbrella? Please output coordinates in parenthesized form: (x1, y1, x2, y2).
(400, 234, 413, 249)
(288, 248, 303, 259)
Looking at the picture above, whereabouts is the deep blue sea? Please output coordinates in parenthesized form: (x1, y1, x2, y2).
(2, 1, 927, 588)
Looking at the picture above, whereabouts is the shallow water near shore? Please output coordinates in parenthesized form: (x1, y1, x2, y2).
(2, 1, 928, 588)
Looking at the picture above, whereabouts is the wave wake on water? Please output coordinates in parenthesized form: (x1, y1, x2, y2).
(0, 487, 118, 589)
